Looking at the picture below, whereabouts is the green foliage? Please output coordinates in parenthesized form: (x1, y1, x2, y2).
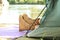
(7, 0, 46, 4)
(8, 0, 15, 4)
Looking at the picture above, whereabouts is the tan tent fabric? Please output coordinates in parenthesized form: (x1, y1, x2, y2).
(19, 14, 40, 31)
(0, 0, 2, 4)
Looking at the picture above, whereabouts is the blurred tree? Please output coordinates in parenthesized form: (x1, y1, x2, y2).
(19, 0, 25, 3)
(38, 0, 46, 4)
(7, 0, 46, 4)
(8, 0, 15, 4)
(15, 0, 19, 3)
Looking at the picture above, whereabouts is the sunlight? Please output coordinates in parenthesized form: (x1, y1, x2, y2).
(0, 0, 19, 24)
(0, 38, 7, 40)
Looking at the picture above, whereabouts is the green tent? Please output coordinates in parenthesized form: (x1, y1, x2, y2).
(27, 0, 60, 38)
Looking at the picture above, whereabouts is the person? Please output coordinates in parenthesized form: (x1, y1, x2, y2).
(19, 14, 40, 31)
